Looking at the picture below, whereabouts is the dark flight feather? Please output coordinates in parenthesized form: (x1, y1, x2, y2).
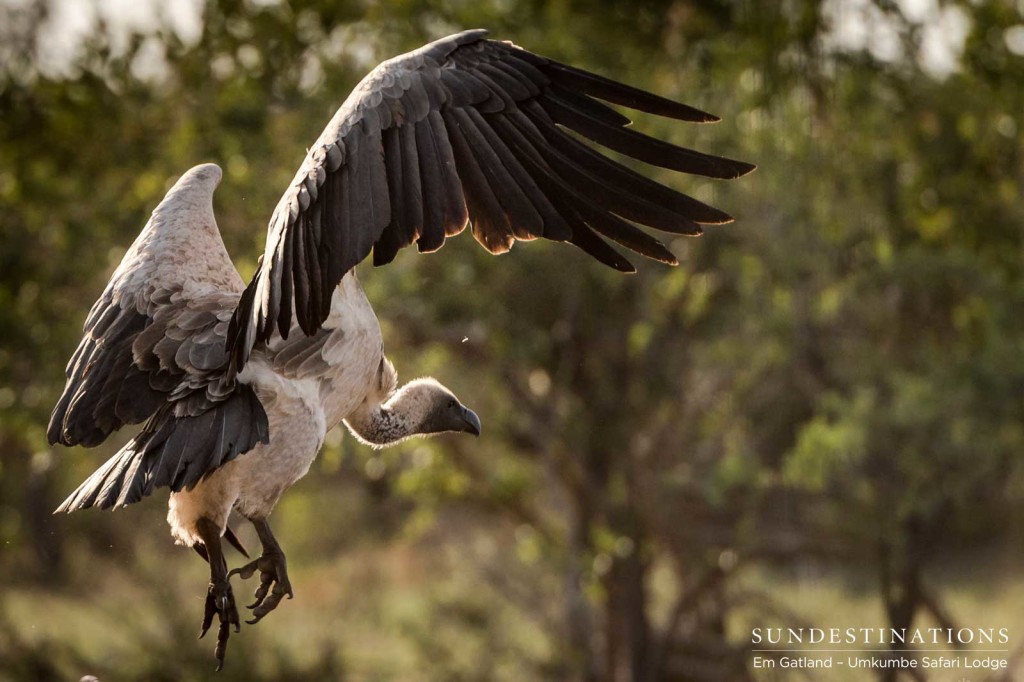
(55, 383, 269, 513)
(227, 30, 754, 372)
(414, 118, 446, 252)
(50, 284, 270, 512)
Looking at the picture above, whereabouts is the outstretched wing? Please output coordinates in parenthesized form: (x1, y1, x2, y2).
(50, 165, 270, 510)
(228, 29, 754, 371)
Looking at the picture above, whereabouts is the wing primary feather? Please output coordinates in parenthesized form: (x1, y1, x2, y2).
(548, 85, 632, 127)
(451, 107, 542, 240)
(337, 132, 359, 274)
(573, 200, 679, 265)
(290, 212, 312, 335)
(314, 193, 333, 321)
(277, 216, 295, 339)
(348, 127, 375, 267)
(464, 107, 563, 239)
(414, 118, 446, 251)
(400, 123, 425, 245)
(442, 109, 514, 253)
(364, 121, 393, 250)
(228, 278, 258, 371)
(541, 60, 720, 123)
(543, 189, 636, 272)
(488, 112, 548, 169)
(375, 126, 407, 266)
(322, 170, 344, 290)
(568, 222, 637, 273)
(488, 57, 544, 97)
(495, 111, 681, 265)
(475, 61, 532, 100)
(487, 115, 574, 241)
(427, 110, 469, 237)
(303, 211, 324, 325)
(266, 239, 285, 339)
(542, 94, 756, 182)
(541, 119, 728, 227)
(491, 49, 550, 87)
(515, 106, 704, 234)
(90, 364, 129, 434)
(448, 69, 506, 112)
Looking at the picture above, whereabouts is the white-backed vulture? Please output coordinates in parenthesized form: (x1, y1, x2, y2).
(47, 30, 754, 668)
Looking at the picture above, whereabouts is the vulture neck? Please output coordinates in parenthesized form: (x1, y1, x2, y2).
(345, 404, 418, 447)
(344, 357, 416, 447)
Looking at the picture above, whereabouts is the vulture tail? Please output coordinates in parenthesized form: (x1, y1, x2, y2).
(193, 525, 249, 561)
(224, 525, 249, 558)
(55, 437, 149, 513)
(55, 384, 269, 513)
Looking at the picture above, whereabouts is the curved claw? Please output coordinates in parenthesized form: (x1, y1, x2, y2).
(229, 551, 293, 625)
(199, 579, 239, 671)
(228, 561, 259, 581)
(246, 582, 293, 625)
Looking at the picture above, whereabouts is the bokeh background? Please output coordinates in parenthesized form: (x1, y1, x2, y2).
(1, 0, 1023, 680)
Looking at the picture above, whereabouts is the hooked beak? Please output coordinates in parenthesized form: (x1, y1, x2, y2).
(459, 406, 482, 437)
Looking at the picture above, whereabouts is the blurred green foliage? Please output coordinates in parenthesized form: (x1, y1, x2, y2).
(1, 0, 1023, 680)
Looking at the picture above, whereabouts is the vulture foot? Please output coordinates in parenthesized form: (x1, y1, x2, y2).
(229, 550, 293, 623)
(229, 517, 293, 624)
(194, 517, 240, 671)
(199, 577, 240, 671)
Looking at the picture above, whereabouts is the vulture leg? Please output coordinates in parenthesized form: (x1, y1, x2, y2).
(227, 518, 293, 624)
(194, 523, 250, 561)
(195, 517, 240, 671)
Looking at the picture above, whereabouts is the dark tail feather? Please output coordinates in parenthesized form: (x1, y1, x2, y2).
(54, 385, 269, 515)
(54, 438, 147, 513)
(192, 525, 248, 562)
(224, 524, 249, 558)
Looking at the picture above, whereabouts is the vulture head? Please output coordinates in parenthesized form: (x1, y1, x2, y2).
(390, 377, 482, 438)
(345, 370, 481, 448)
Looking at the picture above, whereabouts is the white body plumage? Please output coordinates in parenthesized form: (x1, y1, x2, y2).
(168, 272, 384, 547)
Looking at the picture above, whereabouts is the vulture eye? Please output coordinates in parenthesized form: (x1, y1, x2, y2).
(447, 399, 456, 409)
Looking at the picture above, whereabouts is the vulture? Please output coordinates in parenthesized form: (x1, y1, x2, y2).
(48, 30, 754, 668)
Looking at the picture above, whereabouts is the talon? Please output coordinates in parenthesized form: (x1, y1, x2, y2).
(200, 593, 215, 638)
(228, 562, 258, 581)
(195, 518, 239, 670)
(231, 550, 292, 623)
(233, 520, 293, 626)
(199, 579, 238, 664)
(248, 572, 272, 609)
(214, 620, 230, 671)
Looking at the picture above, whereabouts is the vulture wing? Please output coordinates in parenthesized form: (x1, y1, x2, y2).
(228, 29, 754, 371)
(50, 165, 269, 511)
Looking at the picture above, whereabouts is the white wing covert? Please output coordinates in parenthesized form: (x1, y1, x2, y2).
(50, 165, 269, 510)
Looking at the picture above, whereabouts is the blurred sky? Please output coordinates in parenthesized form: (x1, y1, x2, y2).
(10, 0, 977, 80)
